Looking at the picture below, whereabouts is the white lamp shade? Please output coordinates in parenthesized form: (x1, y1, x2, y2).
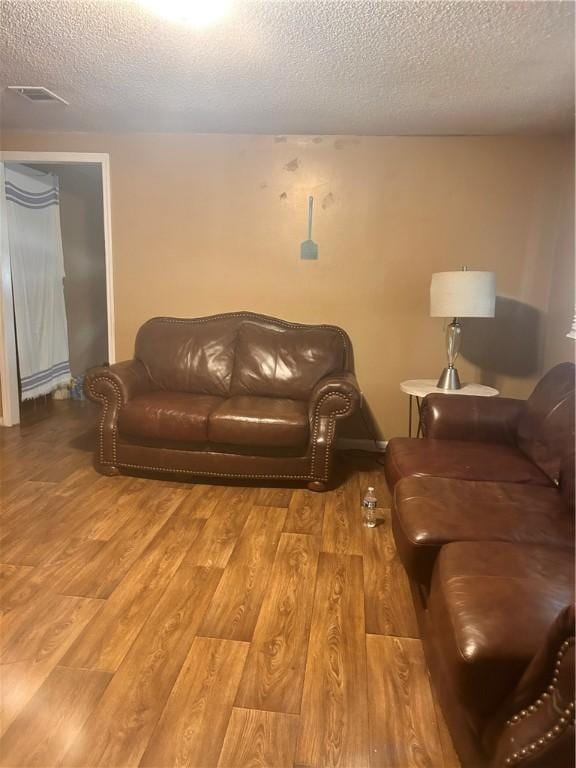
(430, 271, 496, 318)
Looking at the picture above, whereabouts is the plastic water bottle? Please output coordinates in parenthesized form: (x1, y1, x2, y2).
(362, 486, 377, 528)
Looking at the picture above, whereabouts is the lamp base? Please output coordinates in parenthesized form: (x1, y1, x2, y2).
(437, 366, 461, 390)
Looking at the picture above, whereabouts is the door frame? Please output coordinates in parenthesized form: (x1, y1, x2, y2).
(0, 151, 115, 426)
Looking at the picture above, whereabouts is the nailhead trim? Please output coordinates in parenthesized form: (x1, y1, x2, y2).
(504, 638, 575, 765)
(114, 391, 353, 483)
(116, 462, 315, 481)
(143, 313, 352, 364)
(310, 391, 354, 480)
(87, 375, 125, 465)
(88, 374, 355, 484)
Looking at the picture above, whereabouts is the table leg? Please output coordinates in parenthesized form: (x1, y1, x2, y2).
(408, 395, 413, 437)
(416, 397, 422, 438)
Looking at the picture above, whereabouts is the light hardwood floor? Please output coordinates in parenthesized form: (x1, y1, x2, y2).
(0, 401, 460, 768)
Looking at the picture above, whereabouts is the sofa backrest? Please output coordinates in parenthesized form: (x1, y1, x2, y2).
(135, 316, 239, 396)
(230, 321, 346, 399)
(134, 313, 352, 399)
(516, 362, 575, 484)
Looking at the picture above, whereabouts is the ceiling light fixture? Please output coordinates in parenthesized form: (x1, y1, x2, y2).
(138, 0, 232, 27)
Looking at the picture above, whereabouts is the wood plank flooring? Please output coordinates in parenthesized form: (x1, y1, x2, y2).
(0, 401, 459, 767)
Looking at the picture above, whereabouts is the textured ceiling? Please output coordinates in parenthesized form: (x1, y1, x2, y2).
(1, 0, 574, 135)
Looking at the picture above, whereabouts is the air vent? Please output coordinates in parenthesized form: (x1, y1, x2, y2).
(7, 86, 69, 105)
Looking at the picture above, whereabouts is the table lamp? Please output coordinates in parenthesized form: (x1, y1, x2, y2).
(430, 267, 496, 390)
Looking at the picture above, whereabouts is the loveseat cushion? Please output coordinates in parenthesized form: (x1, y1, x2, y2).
(135, 317, 238, 396)
(230, 322, 344, 399)
(118, 392, 223, 443)
(393, 476, 573, 586)
(427, 541, 574, 732)
(384, 437, 553, 489)
(208, 396, 309, 448)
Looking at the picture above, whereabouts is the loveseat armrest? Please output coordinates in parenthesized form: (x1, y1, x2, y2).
(308, 372, 361, 422)
(84, 359, 152, 407)
(84, 360, 153, 474)
(306, 373, 361, 489)
(421, 394, 524, 444)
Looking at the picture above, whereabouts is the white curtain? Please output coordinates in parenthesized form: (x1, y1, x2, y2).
(5, 165, 71, 400)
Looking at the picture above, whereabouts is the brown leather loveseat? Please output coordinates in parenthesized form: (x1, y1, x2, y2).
(384, 363, 575, 767)
(85, 312, 360, 490)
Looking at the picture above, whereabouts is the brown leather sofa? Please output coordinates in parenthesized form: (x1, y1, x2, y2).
(85, 312, 360, 490)
(384, 363, 575, 767)
(386, 362, 575, 489)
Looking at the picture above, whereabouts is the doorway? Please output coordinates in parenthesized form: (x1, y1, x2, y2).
(0, 153, 115, 427)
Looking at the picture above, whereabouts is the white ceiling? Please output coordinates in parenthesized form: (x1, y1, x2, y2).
(1, 0, 574, 135)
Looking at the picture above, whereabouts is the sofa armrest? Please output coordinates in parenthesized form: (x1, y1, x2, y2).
(308, 372, 361, 422)
(84, 359, 152, 408)
(421, 394, 524, 444)
(488, 604, 575, 767)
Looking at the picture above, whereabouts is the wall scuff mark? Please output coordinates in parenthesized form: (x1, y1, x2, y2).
(284, 158, 299, 172)
(334, 137, 360, 150)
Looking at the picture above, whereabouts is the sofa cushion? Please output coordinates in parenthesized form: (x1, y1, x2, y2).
(118, 392, 223, 443)
(516, 362, 575, 484)
(428, 541, 574, 731)
(384, 437, 553, 489)
(230, 322, 344, 400)
(135, 317, 238, 396)
(209, 396, 309, 448)
(393, 476, 573, 586)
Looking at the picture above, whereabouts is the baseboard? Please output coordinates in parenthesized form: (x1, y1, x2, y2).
(336, 437, 388, 453)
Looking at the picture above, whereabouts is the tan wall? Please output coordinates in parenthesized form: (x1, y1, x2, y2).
(2, 131, 574, 437)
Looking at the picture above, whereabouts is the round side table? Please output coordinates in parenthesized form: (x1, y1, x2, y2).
(400, 379, 499, 437)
